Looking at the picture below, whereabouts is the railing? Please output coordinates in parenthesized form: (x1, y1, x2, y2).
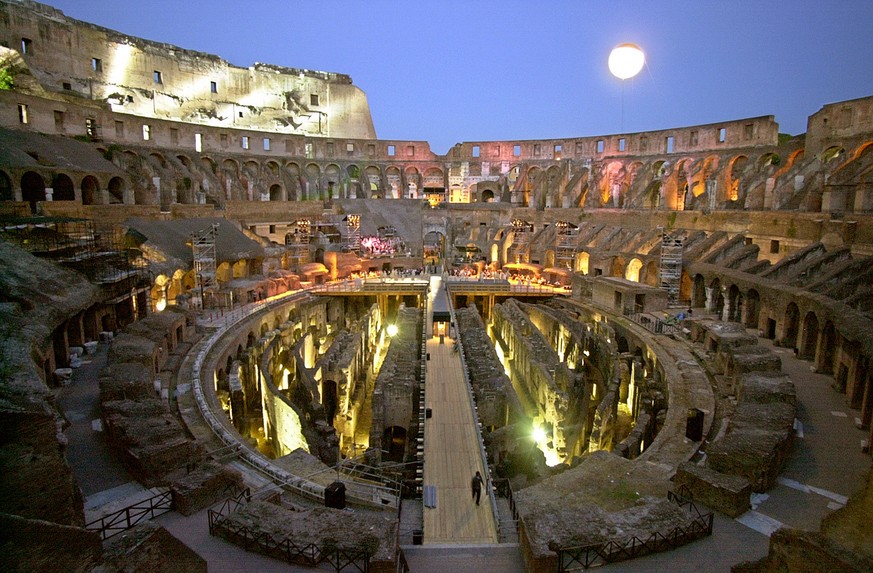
(622, 309, 682, 336)
(208, 488, 372, 572)
(84, 488, 173, 540)
(493, 478, 519, 524)
(556, 488, 713, 571)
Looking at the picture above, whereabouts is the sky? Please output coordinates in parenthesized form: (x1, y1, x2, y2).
(47, 0, 873, 155)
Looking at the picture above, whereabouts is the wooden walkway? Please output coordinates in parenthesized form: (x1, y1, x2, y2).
(422, 328, 498, 543)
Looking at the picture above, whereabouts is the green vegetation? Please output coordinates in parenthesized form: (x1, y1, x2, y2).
(0, 56, 16, 90)
(787, 219, 797, 239)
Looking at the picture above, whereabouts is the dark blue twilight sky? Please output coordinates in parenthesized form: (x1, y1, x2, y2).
(47, 0, 873, 154)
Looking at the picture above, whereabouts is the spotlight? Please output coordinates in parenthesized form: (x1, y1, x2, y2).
(386, 324, 398, 337)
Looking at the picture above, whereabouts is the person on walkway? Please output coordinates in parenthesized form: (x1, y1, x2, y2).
(471, 471, 484, 505)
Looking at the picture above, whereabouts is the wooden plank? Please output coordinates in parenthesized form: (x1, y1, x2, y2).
(422, 335, 498, 544)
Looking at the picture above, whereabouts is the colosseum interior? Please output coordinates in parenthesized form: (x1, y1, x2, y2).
(1, 1, 872, 572)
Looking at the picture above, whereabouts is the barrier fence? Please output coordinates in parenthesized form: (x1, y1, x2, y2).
(556, 487, 713, 571)
(207, 488, 375, 572)
(84, 488, 173, 540)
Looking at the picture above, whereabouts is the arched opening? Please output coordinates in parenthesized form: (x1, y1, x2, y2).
(0, 170, 12, 201)
(625, 258, 643, 282)
(482, 189, 494, 202)
(322, 380, 338, 423)
(818, 321, 836, 374)
(108, 177, 125, 204)
(382, 426, 407, 463)
(21, 171, 46, 213)
(692, 274, 706, 308)
(782, 302, 800, 349)
(728, 284, 742, 322)
(745, 289, 761, 329)
(576, 251, 590, 275)
(81, 175, 100, 205)
(269, 184, 283, 201)
(611, 256, 626, 278)
(800, 312, 819, 360)
(52, 173, 75, 201)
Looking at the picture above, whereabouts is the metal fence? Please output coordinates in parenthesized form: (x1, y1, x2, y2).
(84, 488, 174, 540)
(556, 487, 713, 571)
(207, 488, 378, 573)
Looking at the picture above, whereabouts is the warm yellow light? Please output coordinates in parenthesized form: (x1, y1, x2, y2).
(386, 324, 398, 337)
(532, 425, 547, 443)
(155, 298, 167, 311)
(608, 43, 645, 80)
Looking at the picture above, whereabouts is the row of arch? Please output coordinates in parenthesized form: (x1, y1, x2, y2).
(0, 169, 126, 212)
(689, 273, 871, 423)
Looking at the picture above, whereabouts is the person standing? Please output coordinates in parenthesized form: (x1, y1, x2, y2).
(471, 471, 484, 505)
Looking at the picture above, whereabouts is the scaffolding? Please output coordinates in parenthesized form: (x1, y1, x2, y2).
(285, 218, 312, 272)
(508, 218, 533, 264)
(192, 224, 219, 309)
(659, 228, 684, 305)
(339, 213, 361, 252)
(554, 221, 578, 270)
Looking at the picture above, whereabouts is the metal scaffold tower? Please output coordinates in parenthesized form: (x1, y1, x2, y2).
(659, 227, 684, 305)
(509, 218, 533, 264)
(192, 224, 219, 309)
(340, 213, 361, 253)
(286, 218, 312, 272)
(554, 221, 578, 270)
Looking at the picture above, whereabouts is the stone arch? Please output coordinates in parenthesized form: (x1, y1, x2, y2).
(382, 426, 407, 463)
(0, 170, 11, 201)
(200, 156, 217, 175)
(149, 152, 168, 170)
(727, 284, 743, 322)
(758, 152, 781, 169)
(222, 158, 239, 175)
(269, 184, 283, 201)
(600, 161, 625, 207)
(692, 274, 706, 308)
(21, 171, 46, 213)
(818, 320, 836, 374)
(52, 173, 75, 201)
(365, 165, 382, 198)
(265, 160, 280, 178)
(544, 164, 562, 208)
(481, 189, 494, 202)
(674, 159, 693, 210)
(610, 255, 626, 278)
(304, 163, 323, 200)
(709, 277, 723, 316)
(625, 258, 643, 282)
(108, 177, 125, 204)
(386, 165, 401, 199)
(243, 160, 260, 178)
(745, 288, 761, 329)
(782, 302, 800, 349)
(679, 270, 692, 301)
(641, 260, 659, 287)
(176, 154, 193, 171)
(821, 146, 845, 163)
(404, 166, 420, 198)
(575, 251, 589, 274)
(727, 155, 749, 202)
(81, 175, 99, 205)
(800, 311, 819, 360)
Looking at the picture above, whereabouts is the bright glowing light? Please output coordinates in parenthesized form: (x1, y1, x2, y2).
(608, 43, 645, 80)
(386, 324, 398, 337)
(155, 297, 167, 311)
(532, 425, 547, 443)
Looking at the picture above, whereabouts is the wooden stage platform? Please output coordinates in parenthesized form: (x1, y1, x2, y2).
(422, 334, 499, 544)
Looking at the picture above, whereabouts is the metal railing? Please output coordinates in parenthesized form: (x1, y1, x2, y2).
(84, 488, 173, 540)
(208, 488, 372, 572)
(622, 309, 682, 336)
(556, 487, 713, 571)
